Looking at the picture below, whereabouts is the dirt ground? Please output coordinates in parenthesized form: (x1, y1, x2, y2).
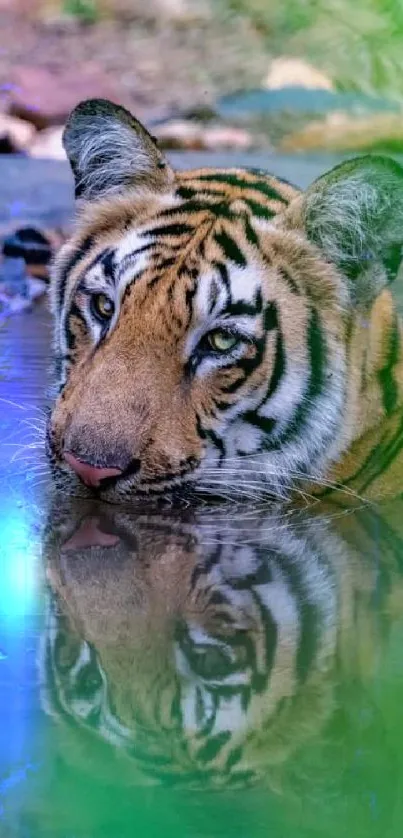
(0, 2, 270, 123)
(2, 1, 402, 158)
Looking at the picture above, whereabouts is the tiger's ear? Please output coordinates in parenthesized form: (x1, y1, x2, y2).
(63, 98, 174, 201)
(300, 155, 403, 303)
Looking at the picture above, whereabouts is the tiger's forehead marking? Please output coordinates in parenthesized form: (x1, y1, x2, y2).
(115, 229, 155, 286)
(193, 262, 267, 324)
(65, 170, 294, 309)
(83, 231, 154, 291)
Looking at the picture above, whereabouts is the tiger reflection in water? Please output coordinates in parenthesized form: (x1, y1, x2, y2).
(41, 498, 403, 788)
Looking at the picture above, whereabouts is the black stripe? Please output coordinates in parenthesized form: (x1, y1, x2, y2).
(207, 590, 227, 607)
(225, 296, 263, 318)
(178, 264, 199, 281)
(250, 589, 277, 694)
(100, 248, 116, 282)
(242, 198, 276, 219)
(207, 278, 220, 315)
(182, 283, 199, 330)
(195, 414, 207, 441)
(296, 597, 320, 682)
(243, 411, 276, 436)
(176, 189, 277, 226)
(242, 214, 259, 248)
(214, 230, 246, 268)
(233, 557, 273, 588)
(264, 301, 278, 332)
(377, 314, 400, 415)
(167, 193, 274, 231)
(147, 273, 163, 290)
(359, 414, 403, 494)
(223, 301, 280, 403)
(145, 222, 194, 238)
(214, 261, 231, 294)
(211, 391, 242, 409)
(214, 318, 271, 400)
(76, 246, 119, 297)
(277, 551, 321, 683)
(357, 507, 403, 572)
(190, 546, 223, 590)
(264, 303, 286, 402)
(224, 342, 274, 399)
(154, 256, 177, 272)
(270, 307, 325, 448)
(335, 399, 403, 497)
(160, 199, 233, 220)
(117, 242, 155, 280)
(138, 460, 198, 486)
(265, 331, 284, 403)
(57, 235, 94, 309)
(278, 266, 301, 296)
(65, 302, 87, 351)
(329, 424, 391, 496)
(225, 746, 243, 771)
(84, 246, 112, 274)
(195, 172, 288, 203)
(265, 547, 322, 684)
(204, 429, 226, 465)
(176, 185, 196, 200)
(384, 242, 403, 284)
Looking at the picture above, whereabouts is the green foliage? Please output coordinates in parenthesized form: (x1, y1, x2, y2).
(62, 0, 99, 23)
(223, 0, 403, 101)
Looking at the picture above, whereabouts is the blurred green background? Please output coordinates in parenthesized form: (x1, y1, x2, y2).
(2, 0, 403, 156)
(58, 0, 403, 100)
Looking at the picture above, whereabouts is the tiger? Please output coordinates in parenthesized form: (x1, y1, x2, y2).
(40, 497, 403, 798)
(45, 97, 403, 505)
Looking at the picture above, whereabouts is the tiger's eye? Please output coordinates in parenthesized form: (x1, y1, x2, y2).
(207, 330, 238, 352)
(91, 293, 115, 322)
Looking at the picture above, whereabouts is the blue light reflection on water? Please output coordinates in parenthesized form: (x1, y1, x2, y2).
(0, 299, 52, 830)
(0, 499, 39, 623)
(0, 475, 45, 825)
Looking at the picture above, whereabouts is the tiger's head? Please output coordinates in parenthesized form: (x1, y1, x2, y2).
(47, 98, 403, 502)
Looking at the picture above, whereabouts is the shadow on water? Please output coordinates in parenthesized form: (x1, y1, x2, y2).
(1, 494, 401, 837)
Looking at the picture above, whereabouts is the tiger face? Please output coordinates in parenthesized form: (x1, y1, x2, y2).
(47, 98, 403, 502)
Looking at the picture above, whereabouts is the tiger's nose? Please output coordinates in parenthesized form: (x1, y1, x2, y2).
(64, 452, 123, 488)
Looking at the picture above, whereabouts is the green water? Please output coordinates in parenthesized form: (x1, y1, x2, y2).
(1, 492, 403, 838)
